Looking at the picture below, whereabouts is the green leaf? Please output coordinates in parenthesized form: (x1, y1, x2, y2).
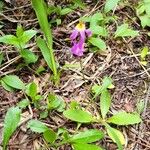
(107, 111, 142, 125)
(107, 127, 125, 145)
(100, 89, 111, 119)
(27, 120, 49, 133)
(2, 75, 25, 90)
(104, 0, 120, 13)
(139, 15, 150, 28)
(105, 123, 123, 150)
(17, 99, 30, 109)
(115, 24, 139, 38)
(93, 76, 112, 98)
(20, 49, 38, 64)
(37, 37, 53, 71)
(0, 35, 19, 47)
(25, 82, 37, 99)
(43, 129, 57, 143)
(90, 13, 103, 27)
(32, 0, 57, 79)
(89, 37, 106, 51)
(32, 0, 52, 47)
(73, 143, 103, 150)
(72, 0, 86, 9)
(63, 109, 94, 123)
(18, 30, 37, 48)
(2, 107, 21, 150)
(90, 26, 108, 37)
(19, 30, 37, 44)
(69, 129, 104, 143)
(47, 93, 62, 110)
(1, 80, 14, 92)
(60, 8, 73, 15)
(140, 46, 149, 60)
(16, 24, 24, 37)
(140, 60, 148, 66)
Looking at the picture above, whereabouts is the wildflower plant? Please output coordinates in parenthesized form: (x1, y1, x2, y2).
(70, 22, 92, 56)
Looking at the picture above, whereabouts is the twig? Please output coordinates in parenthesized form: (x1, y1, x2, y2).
(123, 38, 150, 78)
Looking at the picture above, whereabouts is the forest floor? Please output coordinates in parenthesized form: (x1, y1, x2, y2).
(0, 0, 150, 150)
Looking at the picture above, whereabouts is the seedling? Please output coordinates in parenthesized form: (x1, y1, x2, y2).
(63, 77, 142, 150)
(0, 24, 38, 64)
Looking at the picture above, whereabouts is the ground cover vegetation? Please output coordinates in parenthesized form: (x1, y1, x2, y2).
(0, 0, 150, 149)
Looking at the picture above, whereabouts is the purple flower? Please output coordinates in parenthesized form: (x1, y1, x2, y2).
(70, 22, 92, 56)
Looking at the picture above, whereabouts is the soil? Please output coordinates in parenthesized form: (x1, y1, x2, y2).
(0, 0, 150, 150)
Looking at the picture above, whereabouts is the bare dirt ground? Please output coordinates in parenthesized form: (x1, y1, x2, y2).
(0, 0, 150, 149)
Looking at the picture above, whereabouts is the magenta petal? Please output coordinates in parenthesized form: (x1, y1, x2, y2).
(71, 42, 84, 56)
(70, 29, 78, 41)
(85, 29, 92, 37)
(80, 30, 86, 42)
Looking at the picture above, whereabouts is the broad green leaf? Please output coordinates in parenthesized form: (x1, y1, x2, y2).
(89, 37, 106, 51)
(140, 46, 148, 60)
(73, 143, 103, 150)
(136, 4, 145, 15)
(60, 8, 73, 15)
(72, 0, 86, 9)
(0, 52, 4, 66)
(16, 24, 24, 37)
(102, 77, 113, 89)
(63, 109, 94, 123)
(0, 35, 19, 47)
(2, 75, 25, 90)
(20, 49, 38, 64)
(17, 99, 30, 109)
(104, 0, 120, 13)
(93, 76, 112, 98)
(140, 60, 148, 66)
(90, 26, 108, 37)
(37, 37, 53, 71)
(25, 82, 37, 99)
(2, 107, 21, 150)
(27, 120, 49, 133)
(107, 127, 125, 145)
(105, 123, 123, 150)
(92, 84, 102, 94)
(143, 0, 150, 15)
(107, 111, 142, 125)
(69, 129, 104, 143)
(148, 32, 150, 36)
(115, 24, 139, 38)
(90, 13, 103, 27)
(100, 89, 111, 119)
(139, 15, 150, 28)
(47, 93, 62, 110)
(43, 129, 57, 143)
(19, 30, 37, 46)
(40, 110, 48, 119)
(0, 80, 14, 92)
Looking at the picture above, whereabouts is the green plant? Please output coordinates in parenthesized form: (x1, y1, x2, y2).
(136, 0, 150, 28)
(1, 75, 25, 92)
(27, 119, 104, 150)
(63, 77, 142, 150)
(32, 0, 58, 84)
(0, 24, 38, 64)
(140, 46, 149, 66)
(2, 107, 21, 150)
(115, 23, 139, 38)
